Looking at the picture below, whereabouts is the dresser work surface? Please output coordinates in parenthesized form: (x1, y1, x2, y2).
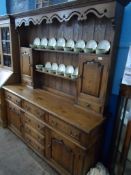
(3, 84, 104, 134)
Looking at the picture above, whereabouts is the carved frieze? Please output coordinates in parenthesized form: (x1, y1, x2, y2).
(15, 1, 115, 27)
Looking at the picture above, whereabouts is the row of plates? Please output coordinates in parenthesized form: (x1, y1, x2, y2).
(36, 62, 78, 78)
(31, 37, 111, 53)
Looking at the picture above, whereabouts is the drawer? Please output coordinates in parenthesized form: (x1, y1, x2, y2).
(48, 114, 81, 143)
(24, 133, 44, 155)
(22, 100, 45, 121)
(5, 91, 22, 107)
(78, 99, 102, 113)
(23, 113, 45, 135)
(7, 102, 21, 115)
(24, 124, 45, 145)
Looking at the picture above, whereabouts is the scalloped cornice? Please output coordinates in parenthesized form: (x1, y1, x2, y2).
(15, 1, 115, 27)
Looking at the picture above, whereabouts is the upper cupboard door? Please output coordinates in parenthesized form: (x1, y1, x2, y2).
(78, 54, 110, 112)
(81, 60, 103, 97)
(20, 47, 32, 76)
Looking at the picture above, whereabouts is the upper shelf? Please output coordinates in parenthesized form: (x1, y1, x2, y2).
(33, 48, 110, 57)
(15, 1, 116, 27)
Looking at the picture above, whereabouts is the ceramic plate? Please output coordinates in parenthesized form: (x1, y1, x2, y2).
(33, 37, 41, 46)
(65, 65, 74, 75)
(57, 38, 66, 47)
(75, 40, 85, 49)
(97, 40, 110, 51)
(58, 64, 66, 74)
(40, 38, 48, 47)
(86, 40, 97, 50)
(66, 39, 75, 48)
(48, 38, 57, 47)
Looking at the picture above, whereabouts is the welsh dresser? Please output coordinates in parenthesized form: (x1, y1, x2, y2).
(2, 0, 125, 174)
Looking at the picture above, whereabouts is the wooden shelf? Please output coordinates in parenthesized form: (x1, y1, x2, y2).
(33, 48, 79, 55)
(35, 69, 78, 81)
(33, 48, 110, 57)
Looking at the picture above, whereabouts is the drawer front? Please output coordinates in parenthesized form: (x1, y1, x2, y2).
(5, 91, 22, 107)
(24, 113, 45, 135)
(24, 124, 45, 145)
(48, 114, 81, 142)
(22, 100, 45, 121)
(24, 133, 44, 155)
(7, 102, 21, 115)
(78, 98, 102, 113)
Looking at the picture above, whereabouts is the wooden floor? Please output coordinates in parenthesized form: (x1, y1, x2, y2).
(0, 128, 59, 175)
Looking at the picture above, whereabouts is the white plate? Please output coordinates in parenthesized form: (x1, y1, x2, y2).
(57, 38, 66, 47)
(51, 63, 58, 72)
(65, 65, 74, 75)
(41, 38, 48, 47)
(45, 62, 52, 70)
(58, 64, 66, 74)
(97, 40, 110, 51)
(73, 67, 78, 76)
(33, 37, 41, 46)
(48, 38, 57, 47)
(66, 39, 75, 48)
(86, 40, 97, 50)
(75, 40, 85, 49)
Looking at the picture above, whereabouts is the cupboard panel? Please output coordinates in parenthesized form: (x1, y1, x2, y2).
(7, 102, 22, 136)
(46, 130, 77, 175)
(81, 61, 103, 97)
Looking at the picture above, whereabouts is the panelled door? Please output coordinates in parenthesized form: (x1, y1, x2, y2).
(77, 54, 110, 113)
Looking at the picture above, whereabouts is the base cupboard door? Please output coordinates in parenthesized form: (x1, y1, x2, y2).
(46, 130, 79, 175)
(7, 102, 22, 136)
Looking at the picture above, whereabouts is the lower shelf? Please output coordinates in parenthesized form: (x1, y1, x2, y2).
(35, 69, 79, 81)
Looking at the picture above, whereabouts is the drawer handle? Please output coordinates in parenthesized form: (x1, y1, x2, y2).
(37, 124, 44, 131)
(27, 138, 31, 144)
(15, 100, 21, 105)
(37, 136, 43, 143)
(86, 103, 91, 108)
(36, 145, 40, 151)
(25, 105, 31, 111)
(25, 118, 31, 123)
(25, 126, 31, 133)
(36, 110, 42, 116)
(70, 131, 80, 139)
(7, 95, 11, 99)
(51, 120, 57, 127)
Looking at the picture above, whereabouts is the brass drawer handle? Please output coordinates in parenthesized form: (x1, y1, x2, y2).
(86, 103, 91, 108)
(36, 110, 43, 116)
(51, 120, 58, 127)
(70, 130, 80, 139)
(7, 95, 11, 100)
(27, 137, 31, 144)
(15, 100, 21, 105)
(37, 136, 43, 143)
(37, 124, 45, 131)
(25, 126, 31, 133)
(25, 105, 31, 111)
(36, 145, 41, 151)
(25, 118, 31, 123)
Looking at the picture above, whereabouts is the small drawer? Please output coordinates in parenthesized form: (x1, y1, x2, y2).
(7, 102, 21, 116)
(78, 99, 102, 113)
(24, 133, 44, 155)
(5, 91, 22, 107)
(24, 124, 45, 145)
(22, 100, 45, 121)
(48, 114, 81, 142)
(24, 114, 45, 135)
